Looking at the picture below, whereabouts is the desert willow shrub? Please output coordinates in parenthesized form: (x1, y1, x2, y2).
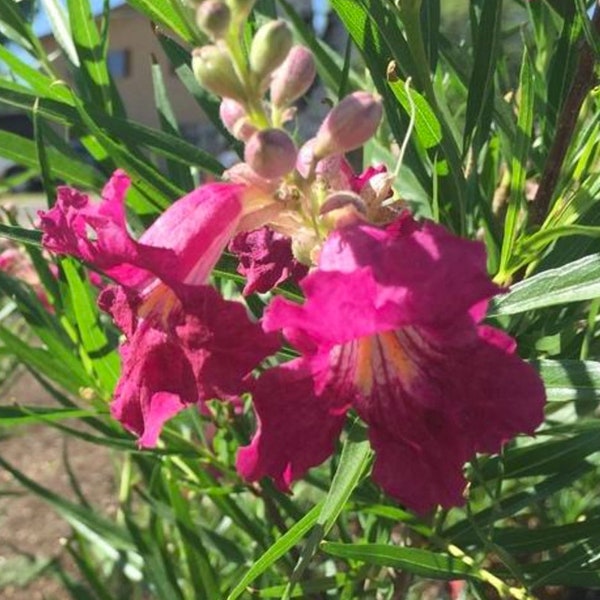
(0, 0, 599, 598)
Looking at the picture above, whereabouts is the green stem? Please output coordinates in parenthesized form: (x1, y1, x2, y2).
(226, 30, 271, 129)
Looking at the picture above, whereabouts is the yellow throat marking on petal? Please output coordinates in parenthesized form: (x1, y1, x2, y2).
(355, 336, 375, 394)
(138, 282, 180, 324)
(354, 331, 416, 395)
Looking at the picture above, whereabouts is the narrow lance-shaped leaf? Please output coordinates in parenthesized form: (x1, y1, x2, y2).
(389, 78, 442, 149)
(321, 543, 481, 581)
(498, 49, 535, 279)
(490, 253, 600, 315)
(463, 0, 503, 150)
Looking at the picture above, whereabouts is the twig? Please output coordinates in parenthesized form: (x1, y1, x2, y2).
(529, 2, 600, 226)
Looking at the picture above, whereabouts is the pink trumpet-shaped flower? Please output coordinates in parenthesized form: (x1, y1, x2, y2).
(238, 212, 545, 513)
(39, 171, 279, 446)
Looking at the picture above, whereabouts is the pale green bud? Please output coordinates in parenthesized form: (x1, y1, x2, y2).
(192, 45, 245, 100)
(196, 1, 231, 40)
(250, 20, 293, 82)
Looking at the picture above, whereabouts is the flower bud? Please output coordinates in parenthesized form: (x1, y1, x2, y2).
(313, 92, 383, 159)
(244, 128, 297, 179)
(270, 45, 316, 107)
(219, 99, 257, 141)
(196, 1, 231, 39)
(250, 20, 293, 82)
(192, 45, 245, 100)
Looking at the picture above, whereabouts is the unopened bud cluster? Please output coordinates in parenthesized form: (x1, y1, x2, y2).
(190, 2, 390, 265)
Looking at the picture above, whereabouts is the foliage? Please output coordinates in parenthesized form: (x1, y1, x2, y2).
(0, 0, 599, 598)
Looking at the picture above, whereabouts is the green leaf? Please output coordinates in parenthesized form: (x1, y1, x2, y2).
(0, 224, 42, 248)
(226, 502, 323, 600)
(0, 325, 92, 394)
(61, 259, 120, 394)
(463, 0, 503, 149)
(535, 359, 600, 404)
(498, 49, 535, 278)
(67, 0, 112, 110)
(33, 105, 57, 204)
(445, 463, 594, 542)
(151, 59, 195, 190)
(0, 45, 73, 103)
(0, 79, 223, 179)
(0, 130, 104, 189)
(256, 575, 347, 598)
(490, 253, 600, 315)
(318, 424, 372, 532)
(321, 543, 479, 581)
(40, 0, 80, 66)
(477, 431, 600, 480)
(126, 0, 198, 43)
(388, 78, 442, 149)
(0, 405, 97, 426)
(0, 0, 46, 56)
(282, 422, 372, 599)
(125, 515, 185, 600)
(485, 517, 600, 555)
(524, 538, 600, 587)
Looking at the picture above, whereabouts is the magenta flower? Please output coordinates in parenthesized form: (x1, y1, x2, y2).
(39, 171, 279, 446)
(238, 213, 546, 513)
(229, 226, 308, 295)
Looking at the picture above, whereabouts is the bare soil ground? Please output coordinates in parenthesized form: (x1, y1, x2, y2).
(0, 370, 116, 599)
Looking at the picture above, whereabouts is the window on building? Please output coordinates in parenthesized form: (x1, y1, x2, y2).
(107, 49, 130, 79)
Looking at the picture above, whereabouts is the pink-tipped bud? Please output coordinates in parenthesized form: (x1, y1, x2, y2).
(196, 1, 231, 39)
(192, 45, 245, 101)
(244, 128, 297, 179)
(250, 20, 293, 82)
(313, 92, 383, 159)
(219, 99, 257, 141)
(270, 45, 316, 107)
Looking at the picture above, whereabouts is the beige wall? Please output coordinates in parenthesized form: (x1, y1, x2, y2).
(42, 5, 215, 146)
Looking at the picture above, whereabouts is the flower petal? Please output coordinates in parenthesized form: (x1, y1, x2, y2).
(459, 325, 546, 454)
(319, 213, 501, 328)
(368, 416, 468, 514)
(174, 284, 281, 401)
(110, 283, 279, 446)
(229, 226, 308, 295)
(237, 358, 347, 490)
(39, 171, 245, 290)
(110, 325, 196, 447)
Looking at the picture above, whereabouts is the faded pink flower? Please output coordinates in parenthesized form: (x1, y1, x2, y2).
(39, 171, 279, 446)
(238, 212, 545, 513)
